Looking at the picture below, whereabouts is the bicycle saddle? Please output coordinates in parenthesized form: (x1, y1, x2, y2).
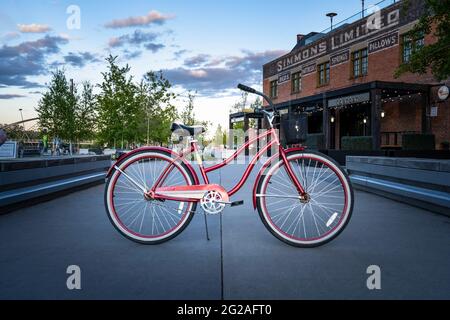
(171, 123, 206, 136)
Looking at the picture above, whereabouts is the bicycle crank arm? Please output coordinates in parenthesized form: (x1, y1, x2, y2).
(213, 200, 244, 207)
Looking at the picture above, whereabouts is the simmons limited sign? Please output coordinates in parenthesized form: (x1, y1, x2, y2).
(264, 0, 424, 78)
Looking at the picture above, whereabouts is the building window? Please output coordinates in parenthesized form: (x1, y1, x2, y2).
(352, 48, 368, 78)
(291, 72, 301, 93)
(402, 31, 425, 63)
(317, 62, 330, 86)
(270, 80, 278, 98)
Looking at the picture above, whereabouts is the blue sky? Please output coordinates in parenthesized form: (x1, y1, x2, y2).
(0, 0, 387, 129)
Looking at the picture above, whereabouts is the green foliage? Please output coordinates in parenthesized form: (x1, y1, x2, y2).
(180, 91, 196, 126)
(1, 124, 24, 140)
(402, 134, 435, 150)
(341, 136, 373, 151)
(140, 71, 178, 146)
(213, 124, 227, 146)
(36, 69, 77, 142)
(97, 55, 144, 148)
(395, 0, 450, 80)
(75, 81, 97, 141)
(230, 92, 248, 114)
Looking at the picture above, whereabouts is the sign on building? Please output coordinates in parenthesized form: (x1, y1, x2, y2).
(328, 92, 371, 108)
(330, 50, 350, 66)
(368, 32, 399, 54)
(430, 106, 438, 118)
(278, 73, 291, 84)
(263, 0, 424, 78)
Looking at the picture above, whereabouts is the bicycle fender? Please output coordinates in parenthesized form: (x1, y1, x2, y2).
(252, 147, 305, 209)
(105, 146, 200, 185)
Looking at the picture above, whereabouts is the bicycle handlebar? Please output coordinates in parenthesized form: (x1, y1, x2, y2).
(237, 83, 257, 94)
(237, 83, 276, 113)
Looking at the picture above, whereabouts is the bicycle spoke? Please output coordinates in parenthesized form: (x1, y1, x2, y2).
(108, 153, 194, 241)
(260, 153, 351, 244)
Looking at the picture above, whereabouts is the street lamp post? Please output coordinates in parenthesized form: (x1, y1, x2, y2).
(326, 12, 338, 31)
(362, 0, 365, 18)
(19, 108, 24, 130)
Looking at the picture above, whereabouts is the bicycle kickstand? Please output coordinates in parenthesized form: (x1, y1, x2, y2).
(203, 211, 211, 241)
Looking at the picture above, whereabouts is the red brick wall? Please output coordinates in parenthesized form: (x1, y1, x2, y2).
(263, 29, 450, 149)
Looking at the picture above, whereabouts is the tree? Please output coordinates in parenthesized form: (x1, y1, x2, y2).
(213, 124, 227, 146)
(36, 69, 77, 147)
(230, 92, 249, 114)
(75, 81, 97, 142)
(140, 71, 178, 146)
(180, 91, 196, 126)
(395, 0, 450, 80)
(97, 55, 143, 148)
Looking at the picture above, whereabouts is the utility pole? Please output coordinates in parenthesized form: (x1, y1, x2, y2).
(362, 0, 365, 18)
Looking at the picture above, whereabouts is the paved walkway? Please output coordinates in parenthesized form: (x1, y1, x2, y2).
(0, 164, 449, 299)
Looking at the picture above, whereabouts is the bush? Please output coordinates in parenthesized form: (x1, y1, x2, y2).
(341, 136, 373, 151)
(402, 134, 435, 151)
(306, 134, 325, 150)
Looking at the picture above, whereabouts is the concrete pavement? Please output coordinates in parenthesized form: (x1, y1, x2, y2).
(0, 163, 449, 299)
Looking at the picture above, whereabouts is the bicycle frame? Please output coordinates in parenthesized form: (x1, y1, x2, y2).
(150, 128, 306, 202)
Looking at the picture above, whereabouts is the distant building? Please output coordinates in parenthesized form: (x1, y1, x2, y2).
(234, 0, 449, 151)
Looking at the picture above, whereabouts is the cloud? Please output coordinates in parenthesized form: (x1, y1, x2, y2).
(164, 50, 287, 94)
(17, 23, 51, 33)
(0, 35, 68, 88)
(105, 10, 175, 29)
(184, 54, 211, 68)
(164, 67, 250, 94)
(109, 30, 157, 47)
(174, 49, 189, 58)
(108, 30, 165, 54)
(123, 49, 142, 59)
(0, 94, 26, 99)
(1, 32, 20, 42)
(224, 50, 286, 70)
(63, 51, 100, 68)
(144, 43, 164, 52)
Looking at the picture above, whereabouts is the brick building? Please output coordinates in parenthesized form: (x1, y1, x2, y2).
(255, 0, 449, 151)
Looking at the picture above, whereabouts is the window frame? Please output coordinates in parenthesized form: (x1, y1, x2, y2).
(291, 71, 302, 94)
(270, 80, 278, 99)
(317, 61, 330, 87)
(351, 48, 368, 78)
(402, 31, 425, 63)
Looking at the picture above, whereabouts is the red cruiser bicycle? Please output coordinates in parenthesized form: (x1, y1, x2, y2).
(104, 84, 354, 247)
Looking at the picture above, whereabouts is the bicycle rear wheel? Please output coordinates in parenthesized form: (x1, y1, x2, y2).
(256, 151, 353, 247)
(105, 149, 197, 244)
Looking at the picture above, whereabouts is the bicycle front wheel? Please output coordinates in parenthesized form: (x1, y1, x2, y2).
(105, 149, 197, 244)
(256, 151, 353, 247)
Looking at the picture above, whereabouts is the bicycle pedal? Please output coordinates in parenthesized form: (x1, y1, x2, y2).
(230, 201, 244, 207)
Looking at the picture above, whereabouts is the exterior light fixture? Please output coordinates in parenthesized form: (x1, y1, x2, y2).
(326, 12, 338, 30)
(330, 116, 335, 123)
(381, 110, 386, 118)
(363, 118, 368, 124)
